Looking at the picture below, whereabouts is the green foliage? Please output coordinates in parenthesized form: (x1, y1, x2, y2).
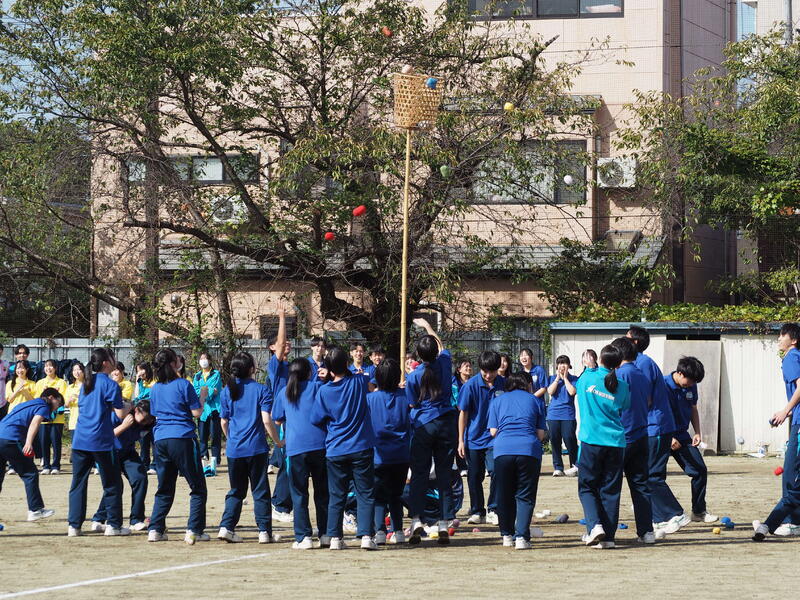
(534, 239, 660, 318)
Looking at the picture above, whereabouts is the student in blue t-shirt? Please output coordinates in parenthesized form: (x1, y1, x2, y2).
(311, 346, 377, 551)
(546, 355, 579, 477)
(367, 358, 411, 545)
(307, 336, 328, 381)
(0, 388, 62, 523)
(67, 348, 128, 538)
(488, 372, 546, 551)
(626, 325, 687, 535)
(663, 357, 718, 526)
(91, 400, 154, 533)
(147, 348, 207, 545)
(272, 358, 329, 550)
(217, 351, 282, 544)
(348, 342, 372, 383)
(611, 337, 656, 543)
(519, 348, 547, 395)
(405, 318, 457, 546)
(576, 344, 630, 550)
(267, 304, 293, 521)
(458, 350, 505, 525)
(755, 323, 800, 540)
(366, 343, 386, 389)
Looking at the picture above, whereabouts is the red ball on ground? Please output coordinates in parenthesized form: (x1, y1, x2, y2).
(472, 527, 480, 533)
(775, 466, 784, 476)
(381, 26, 392, 37)
(353, 205, 367, 217)
(384, 516, 391, 527)
(324, 231, 335, 242)
(448, 527, 455, 536)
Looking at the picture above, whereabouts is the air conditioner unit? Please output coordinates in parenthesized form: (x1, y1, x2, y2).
(598, 157, 637, 189)
(210, 193, 248, 224)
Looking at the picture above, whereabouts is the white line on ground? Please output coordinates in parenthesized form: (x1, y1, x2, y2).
(0, 548, 289, 599)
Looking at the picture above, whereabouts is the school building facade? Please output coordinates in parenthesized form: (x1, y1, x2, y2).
(93, 0, 742, 342)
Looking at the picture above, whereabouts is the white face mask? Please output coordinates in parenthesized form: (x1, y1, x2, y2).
(199, 359, 210, 370)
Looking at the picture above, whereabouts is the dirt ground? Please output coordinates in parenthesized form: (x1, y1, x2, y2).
(0, 454, 792, 599)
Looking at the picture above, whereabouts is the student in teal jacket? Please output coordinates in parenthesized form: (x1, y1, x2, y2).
(193, 353, 223, 476)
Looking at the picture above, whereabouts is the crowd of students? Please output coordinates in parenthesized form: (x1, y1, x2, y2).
(1, 317, 800, 548)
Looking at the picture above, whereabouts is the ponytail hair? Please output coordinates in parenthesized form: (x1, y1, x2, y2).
(416, 335, 442, 403)
(285, 358, 311, 405)
(84, 348, 116, 394)
(227, 351, 255, 401)
(153, 348, 179, 385)
(600, 344, 623, 394)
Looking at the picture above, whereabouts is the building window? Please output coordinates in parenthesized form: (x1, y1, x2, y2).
(471, 140, 586, 205)
(467, 0, 622, 18)
(125, 153, 260, 184)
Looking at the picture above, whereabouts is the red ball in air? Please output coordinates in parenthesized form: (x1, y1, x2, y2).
(324, 231, 336, 242)
(381, 26, 393, 37)
(353, 205, 367, 217)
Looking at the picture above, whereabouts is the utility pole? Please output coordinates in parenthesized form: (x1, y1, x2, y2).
(785, 0, 794, 45)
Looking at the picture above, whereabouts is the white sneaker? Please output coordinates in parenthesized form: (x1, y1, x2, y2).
(318, 534, 332, 547)
(292, 536, 314, 550)
(486, 512, 499, 525)
(691, 511, 718, 523)
(564, 466, 579, 477)
(663, 513, 691, 534)
(594, 541, 616, 549)
(131, 521, 147, 532)
(774, 523, 800, 536)
(467, 514, 485, 525)
(409, 518, 424, 545)
(104, 527, 131, 536)
(552, 469, 565, 477)
(273, 509, 293, 523)
(374, 530, 387, 545)
(147, 468, 156, 475)
(184, 530, 210, 545)
(329, 537, 346, 550)
(67, 526, 81, 537)
(361, 535, 378, 550)
(515, 537, 531, 550)
(502, 534, 514, 547)
(27, 508, 55, 522)
(342, 513, 357, 534)
(217, 527, 243, 543)
(89, 521, 106, 533)
(654, 528, 667, 540)
(389, 530, 405, 544)
(636, 532, 656, 544)
(582, 524, 606, 546)
(41, 469, 50, 475)
(752, 521, 769, 542)
(49, 469, 59, 475)
(148, 530, 168, 542)
(437, 520, 450, 545)
(259, 531, 280, 544)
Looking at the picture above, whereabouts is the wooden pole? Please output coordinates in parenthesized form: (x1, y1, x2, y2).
(399, 127, 412, 383)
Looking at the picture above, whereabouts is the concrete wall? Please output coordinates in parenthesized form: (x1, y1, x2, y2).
(551, 326, 788, 453)
(751, 0, 800, 35)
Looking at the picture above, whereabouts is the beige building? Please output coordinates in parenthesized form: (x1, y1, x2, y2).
(93, 0, 740, 341)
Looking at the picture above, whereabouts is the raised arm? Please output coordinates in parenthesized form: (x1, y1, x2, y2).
(275, 302, 288, 362)
(413, 318, 442, 354)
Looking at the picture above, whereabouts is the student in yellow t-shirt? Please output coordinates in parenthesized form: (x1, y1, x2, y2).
(66, 362, 85, 431)
(110, 362, 134, 402)
(6, 360, 36, 412)
(35, 359, 69, 474)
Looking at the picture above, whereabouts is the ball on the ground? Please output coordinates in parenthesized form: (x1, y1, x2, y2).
(579, 518, 586, 525)
(324, 231, 335, 242)
(384, 516, 391, 527)
(712, 527, 721, 535)
(451, 518, 460, 528)
(472, 527, 480, 533)
(401, 64, 414, 74)
(721, 516, 731, 525)
(725, 522, 735, 529)
(352, 205, 367, 217)
(503, 101, 515, 112)
(381, 26, 392, 37)
(542, 509, 551, 517)
(530, 527, 544, 538)
(775, 466, 784, 476)
(618, 523, 628, 529)
(554, 514, 568, 524)
(448, 527, 455, 536)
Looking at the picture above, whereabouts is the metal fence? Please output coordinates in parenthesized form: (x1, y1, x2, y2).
(2, 332, 547, 377)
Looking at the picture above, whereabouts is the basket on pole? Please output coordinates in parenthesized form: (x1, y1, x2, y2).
(392, 71, 442, 381)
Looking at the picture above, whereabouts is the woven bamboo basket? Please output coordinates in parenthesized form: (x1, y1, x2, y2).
(392, 73, 443, 130)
